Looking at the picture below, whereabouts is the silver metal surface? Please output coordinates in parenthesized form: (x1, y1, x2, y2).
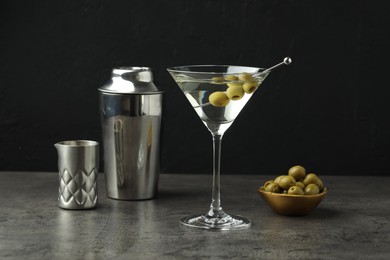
(54, 140, 99, 209)
(98, 67, 163, 94)
(99, 67, 162, 200)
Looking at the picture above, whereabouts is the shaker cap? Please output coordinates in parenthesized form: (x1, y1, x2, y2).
(98, 67, 162, 94)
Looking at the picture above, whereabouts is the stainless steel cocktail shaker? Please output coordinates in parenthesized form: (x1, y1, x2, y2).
(99, 67, 163, 200)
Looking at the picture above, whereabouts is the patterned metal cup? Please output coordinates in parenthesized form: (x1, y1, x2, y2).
(55, 140, 99, 209)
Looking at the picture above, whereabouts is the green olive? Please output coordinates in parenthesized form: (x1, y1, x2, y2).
(274, 175, 287, 185)
(278, 175, 296, 190)
(225, 75, 238, 81)
(302, 173, 318, 186)
(227, 82, 243, 88)
(316, 177, 324, 191)
(226, 85, 245, 100)
(288, 165, 306, 181)
(304, 183, 320, 195)
(242, 81, 258, 94)
(208, 92, 230, 107)
(288, 186, 304, 195)
(264, 183, 282, 193)
(302, 173, 325, 191)
(238, 73, 253, 81)
(211, 76, 225, 84)
(263, 180, 274, 189)
(295, 182, 305, 189)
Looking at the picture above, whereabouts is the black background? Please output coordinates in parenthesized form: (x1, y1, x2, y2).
(1, 0, 389, 175)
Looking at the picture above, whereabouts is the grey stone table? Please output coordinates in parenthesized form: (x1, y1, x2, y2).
(0, 172, 389, 259)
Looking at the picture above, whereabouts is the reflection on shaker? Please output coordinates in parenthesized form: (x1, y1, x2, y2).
(137, 142, 145, 170)
(114, 120, 125, 188)
(147, 120, 153, 148)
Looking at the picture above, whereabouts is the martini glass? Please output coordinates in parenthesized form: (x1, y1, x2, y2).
(167, 59, 290, 230)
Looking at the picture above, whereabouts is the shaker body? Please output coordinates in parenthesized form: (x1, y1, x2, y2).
(100, 91, 162, 200)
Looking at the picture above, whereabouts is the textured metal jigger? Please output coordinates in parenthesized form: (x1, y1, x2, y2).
(55, 140, 99, 209)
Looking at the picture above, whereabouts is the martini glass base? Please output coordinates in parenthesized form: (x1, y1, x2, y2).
(180, 213, 252, 230)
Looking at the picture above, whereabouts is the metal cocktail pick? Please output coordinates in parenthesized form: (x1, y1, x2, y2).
(252, 57, 292, 77)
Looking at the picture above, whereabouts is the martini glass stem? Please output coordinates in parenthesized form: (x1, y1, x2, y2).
(209, 133, 224, 216)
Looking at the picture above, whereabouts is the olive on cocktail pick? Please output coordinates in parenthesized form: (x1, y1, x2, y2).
(211, 76, 225, 84)
(225, 75, 238, 81)
(226, 85, 245, 100)
(208, 91, 230, 107)
(238, 72, 253, 81)
(243, 81, 258, 94)
(205, 57, 292, 108)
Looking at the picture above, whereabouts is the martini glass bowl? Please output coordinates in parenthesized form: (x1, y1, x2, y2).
(167, 65, 271, 230)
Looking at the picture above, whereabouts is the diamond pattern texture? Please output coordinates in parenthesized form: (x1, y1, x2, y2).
(58, 168, 97, 209)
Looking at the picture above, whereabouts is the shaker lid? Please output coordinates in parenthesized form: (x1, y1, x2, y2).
(98, 67, 162, 94)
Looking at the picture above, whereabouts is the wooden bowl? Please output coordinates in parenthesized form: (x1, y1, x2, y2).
(257, 188, 328, 216)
